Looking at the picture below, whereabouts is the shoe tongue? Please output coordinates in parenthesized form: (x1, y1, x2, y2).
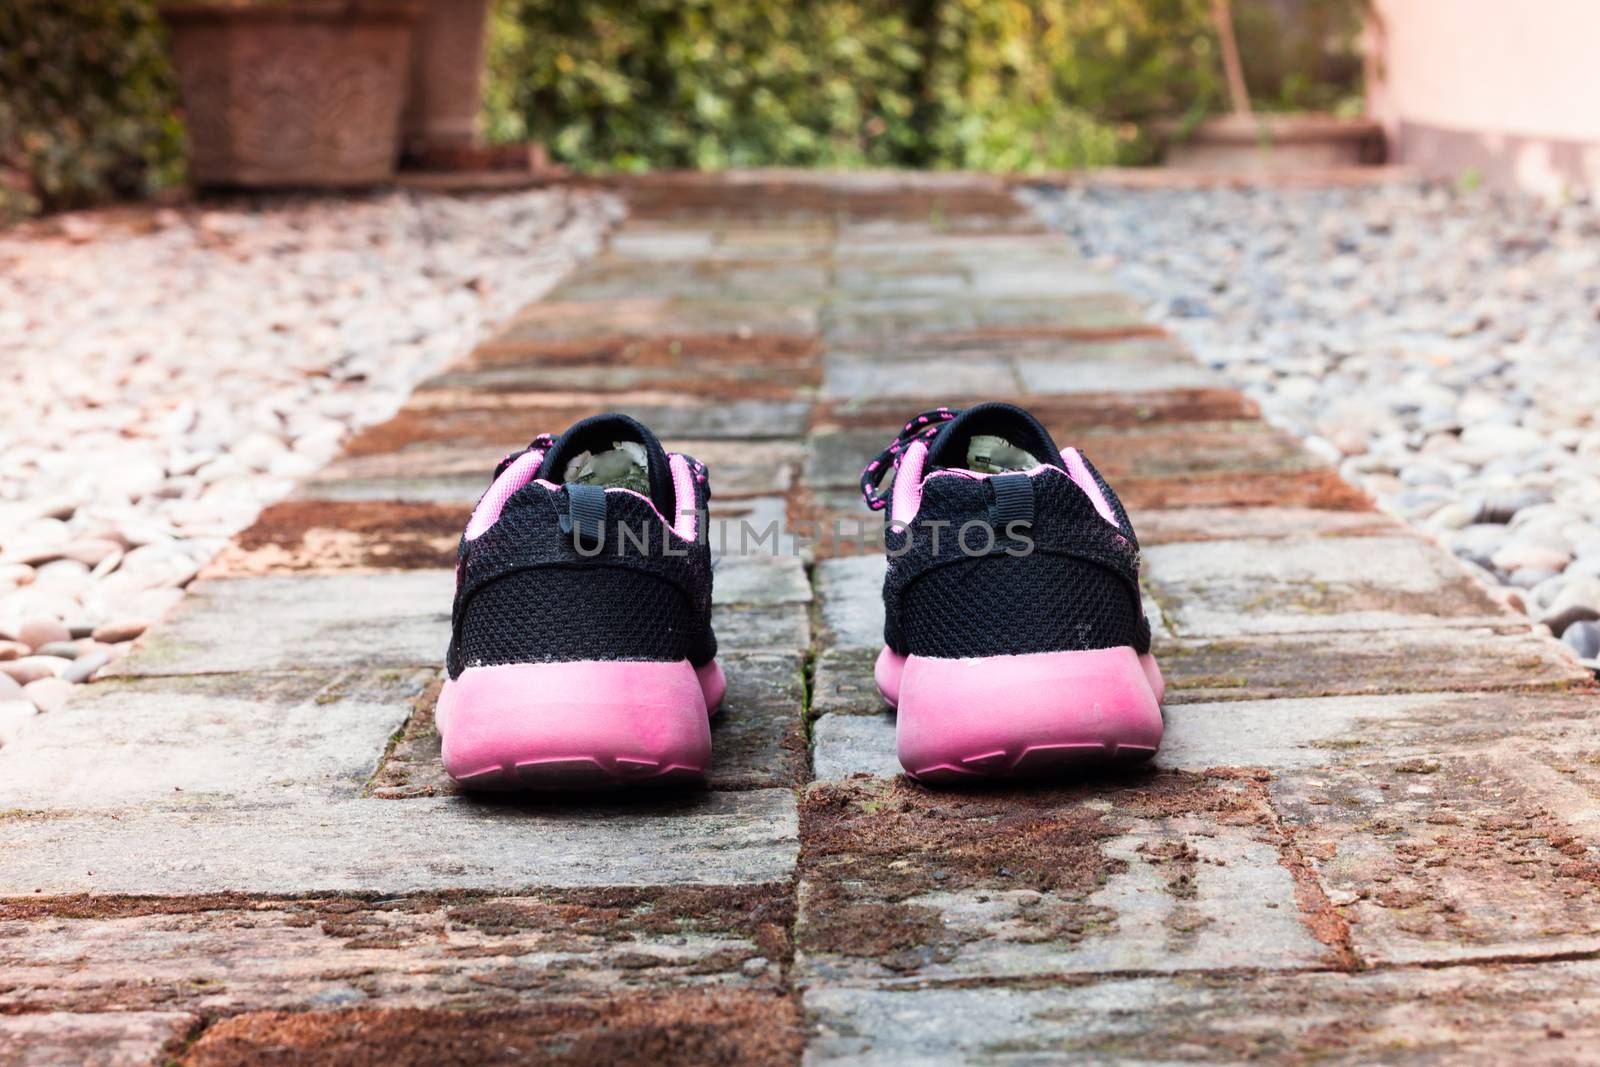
(925, 402, 1062, 474)
(535, 413, 677, 516)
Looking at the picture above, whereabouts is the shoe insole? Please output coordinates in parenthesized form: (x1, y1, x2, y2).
(562, 441, 652, 494)
(966, 434, 1041, 474)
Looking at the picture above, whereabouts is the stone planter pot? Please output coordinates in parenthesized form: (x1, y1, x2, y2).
(1157, 113, 1385, 172)
(403, 0, 493, 158)
(163, 2, 422, 188)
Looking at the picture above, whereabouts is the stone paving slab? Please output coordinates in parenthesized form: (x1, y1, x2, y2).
(1138, 505, 1402, 544)
(555, 258, 830, 303)
(1166, 690, 1600, 773)
(813, 386, 1259, 434)
(811, 713, 898, 781)
(503, 297, 820, 341)
(605, 228, 718, 260)
(1264, 702, 1600, 967)
(713, 553, 812, 606)
(0, 669, 431, 809)
(810, 648, 884, 719)
(292, 469, 491, 505)
(714, 602, 812, 654)
(106, 572, 452, 677)
(821, 293, 1149, 342)
(211, 499, 466, 574)
(301, 436, 807, 505)
(1076, 421, 1323, 479)
(815, 320, 1170, 353)
(799, 453, 1367, 515)
(0, 1011, 196, 1067)
(702, 653, 809, 789)
(821, 332, 1222, 398)
(802, 429, 887, 491)
(828, 266, 972, 298)
(0, 789, 798, 895)
(341, 397, 812, 457)
(794, 775, 1333, 986)
(421, 361, 813, 401)
(1157, 627, 1588, 703)
(806, 420, 1318, 491)
(0, 884, 791, 1015)
(1115, 468, 1375, 512)
(1153, 690, 1600, 967)
(668, 438, 808, 498)
(608, 226, 828, 263)
(708, 495, 793, 558)
(786, 488, 881, 561)
(966, 266, 1134, 300)
(803, 958, 1600, 1064)
(605, 230, 815, 262)
(829, 231, 1085, 261)
(828, 326, 1185, 356)
(813, 556, 888, 651)
(179, 991, 802, 1066)
(829, 260, 1118, 302)
(1144, 536, 1512, 637)
(465, 329, 822, 374)
(1011, 355, 1222, 396)
(820, 353, 1024, 399)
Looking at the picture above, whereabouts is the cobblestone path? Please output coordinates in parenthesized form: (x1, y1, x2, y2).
(3, 173, 1597, 1065)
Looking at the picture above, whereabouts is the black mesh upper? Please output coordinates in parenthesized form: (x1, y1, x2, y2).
(901, 552, 1146, 657)
(883, 463, 1149, 659)
(448, 460, 715, 677)
(455, 567, 701, 668)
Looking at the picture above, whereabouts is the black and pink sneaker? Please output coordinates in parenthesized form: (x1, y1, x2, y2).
(861, 402, 1164, 783)
(439, 413, 722, 790)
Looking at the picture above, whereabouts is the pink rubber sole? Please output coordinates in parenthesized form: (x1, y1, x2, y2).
(876, 646, 1164, 783)
(437, 658, 724, 791)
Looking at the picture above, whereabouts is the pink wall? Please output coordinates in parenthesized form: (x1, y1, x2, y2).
(1367, 0, 1600, 197)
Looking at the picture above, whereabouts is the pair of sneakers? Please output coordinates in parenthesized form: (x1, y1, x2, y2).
(439, 403, 1164, 790)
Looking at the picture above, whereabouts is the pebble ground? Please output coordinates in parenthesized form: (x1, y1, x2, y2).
(1028, 180, 1600, 667)
(0, 189, 618, 731)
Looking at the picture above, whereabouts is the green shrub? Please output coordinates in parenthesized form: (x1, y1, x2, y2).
(487, 0, 923, 171)
(0, 0, 185, 221)
(486, 0, 1363, 173)
(918, 0, 1223, 170)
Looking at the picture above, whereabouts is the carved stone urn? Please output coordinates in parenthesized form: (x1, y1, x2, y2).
(163, 1, 422, 187)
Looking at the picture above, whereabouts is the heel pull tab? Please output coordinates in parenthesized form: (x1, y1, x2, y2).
(560, 483, 608, 552)
(988, 473, 1034, 532)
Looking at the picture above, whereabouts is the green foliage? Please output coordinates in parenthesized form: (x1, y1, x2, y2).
(486, 0, 1363, 173)
(487, 0, 923, 171)
(918, 0, 1223, 170)
(0, 0, 185, 221)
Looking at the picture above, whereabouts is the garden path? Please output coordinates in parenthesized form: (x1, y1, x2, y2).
(3, 173, 1596, 1065)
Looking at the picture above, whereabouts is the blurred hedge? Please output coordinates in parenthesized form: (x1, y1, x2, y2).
(0, 0, 185, 221)
(486, 0, 1363, 172)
